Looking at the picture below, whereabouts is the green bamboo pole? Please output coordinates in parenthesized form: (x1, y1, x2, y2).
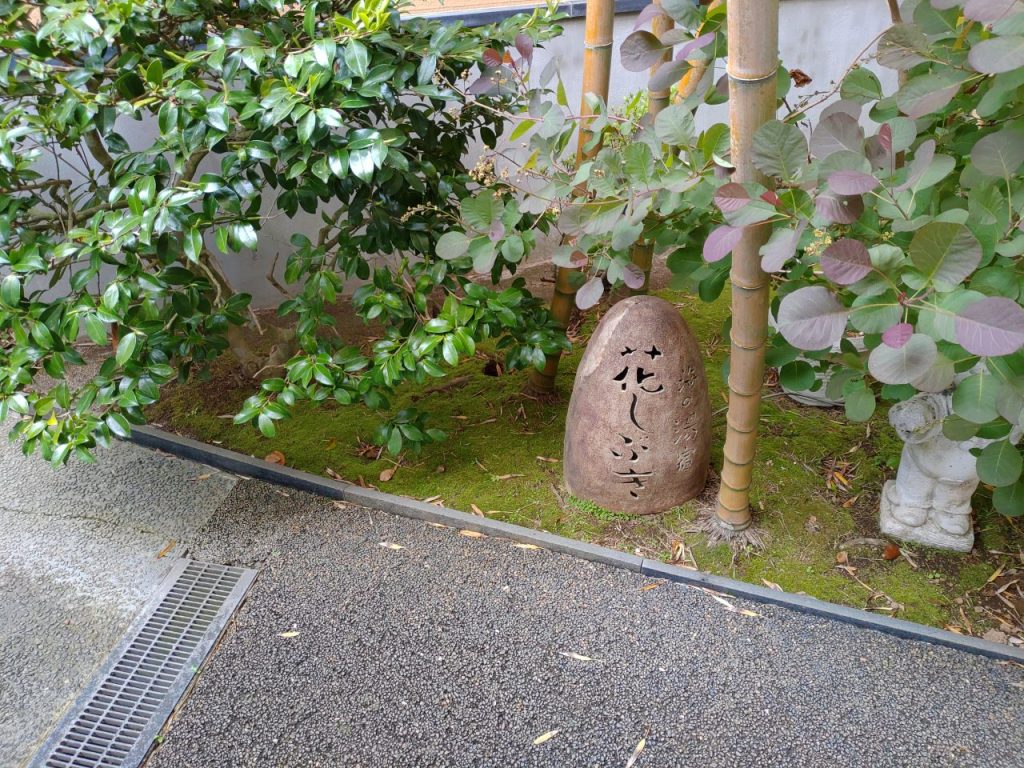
(530, 0, 615, 392)
(714, 0, 779, 533)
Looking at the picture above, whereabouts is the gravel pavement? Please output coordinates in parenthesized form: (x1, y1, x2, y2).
(146, 480, 1024, 768)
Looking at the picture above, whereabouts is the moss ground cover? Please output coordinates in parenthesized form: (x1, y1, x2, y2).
(148, 287, 1022, 634)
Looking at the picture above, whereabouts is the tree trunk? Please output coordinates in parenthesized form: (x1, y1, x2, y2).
(529, 0, 615, 393)
(714, 0, 779, 533)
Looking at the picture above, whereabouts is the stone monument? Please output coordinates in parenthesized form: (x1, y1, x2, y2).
(880, 391, 1022, 552)
(563, 296, 711, 515)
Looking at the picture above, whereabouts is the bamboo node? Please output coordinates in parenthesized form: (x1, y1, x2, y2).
(726, 383, 763, 399)
(726, 68, 779, 84)
(729, 339, 766, 352)
(731, 280, 770, 292)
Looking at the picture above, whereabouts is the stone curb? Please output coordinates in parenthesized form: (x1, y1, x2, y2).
(130, 425, 1024, 663)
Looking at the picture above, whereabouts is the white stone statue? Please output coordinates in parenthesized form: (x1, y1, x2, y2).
(879, 392, 1021, 552)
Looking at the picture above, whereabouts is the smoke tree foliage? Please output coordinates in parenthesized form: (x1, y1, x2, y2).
(447, 0, 1024, 516)
(0, 0, 567, 465)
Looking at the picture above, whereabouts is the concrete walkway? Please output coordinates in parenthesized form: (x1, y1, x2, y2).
(0, 434, 236, 766)
(3, 439, 1023, 767)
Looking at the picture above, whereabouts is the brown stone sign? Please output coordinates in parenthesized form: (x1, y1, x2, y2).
(564, 296, 711, 515)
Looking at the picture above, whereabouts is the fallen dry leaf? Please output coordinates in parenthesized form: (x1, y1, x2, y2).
(535, 456, 560, 463)
(264, 450, 286, 465)
(986, 563, 1005, 584)
(533, 730, 559, 746)
(558, 651, 597, 662)
(625, 738, 647, 768)
(835, 551, 849, 565)
(422, 495, 442, 503)
(426, 522, 449, 529)
(708, 592, 761, 618)
(761, 579, 784, 592)
(278, 631, 300, 639)
(804, 515, 821, 533)
(325, 467, 344, 481)
(196, 473, 211, 481)
(459, 530, 485, 538)
(379, 542, 405, 550)
(512, 543, 540, 550)
(882, 543, 901, 561)
(641, 582, 662, 592)
(379, 466, 396, 482)
(156, 540, 176, 559)
(470, 503, 485, 517)
(494, 473, 525, 481)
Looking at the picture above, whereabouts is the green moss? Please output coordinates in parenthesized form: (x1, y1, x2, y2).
(957, 562, 994, 592)
(148, 287, 1023, 632)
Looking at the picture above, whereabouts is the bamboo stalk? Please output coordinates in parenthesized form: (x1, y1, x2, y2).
(714, 0, 779, 532)
(628, 241, 653, 295)
(648, 0, 674, 118)
(530, 0, 615, 392)
(674, 0, 724, 103)
(625, 0, 673, 296)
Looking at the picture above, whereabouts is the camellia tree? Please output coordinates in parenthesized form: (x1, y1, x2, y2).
(444, 0, 1024, 521)
(0, 0, 568, 464)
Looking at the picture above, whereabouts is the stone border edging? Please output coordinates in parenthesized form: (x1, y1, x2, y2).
(130, 425, 1024, 664)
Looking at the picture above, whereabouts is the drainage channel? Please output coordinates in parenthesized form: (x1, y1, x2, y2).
(31, 559, 256, 768)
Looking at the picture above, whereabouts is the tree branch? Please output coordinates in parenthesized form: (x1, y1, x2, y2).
(83, 131, 113, 172)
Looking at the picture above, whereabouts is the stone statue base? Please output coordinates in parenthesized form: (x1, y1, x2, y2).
(879, 480, 974, 553)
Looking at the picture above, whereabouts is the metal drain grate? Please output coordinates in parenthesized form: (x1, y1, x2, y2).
(33, 559, 256, 768)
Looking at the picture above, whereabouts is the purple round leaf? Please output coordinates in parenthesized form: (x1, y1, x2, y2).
(910, 354, 956, 393)
(969, 36, 1024, 75)
(810, 112, 864, 159)
(971, 129, 1024, 178)
(964, 0, 1022, 22)
(955, 297, 1024, 356)
(882, 322, 914, 348)
(908, 221, 982, 289)
(514, 33, 534, 62)
(576, 276, 605, 310)
(877, 123, 893, 153)
(703, 225, 744, 263)
(714, 183, 750, 213)
(895, 138, 936, 192)
(633, 2, 670, 30)
(820, 238, 872, 285)
(760, 220, 808, 273)
(868, 333, 937, 385)
(777, 286, 850, 351)
(675, 32, 716, 61)
(815, 193, 864, 224)
(622, 262, 647, 290)
(649, 59, 690, 92)
(620, 31, 668, 72)
(828, 170, 880, 195)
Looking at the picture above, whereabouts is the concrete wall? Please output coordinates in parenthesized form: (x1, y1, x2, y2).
(29, 1, 896, 308)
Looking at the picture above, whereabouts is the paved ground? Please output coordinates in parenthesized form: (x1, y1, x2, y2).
(0, 433, 236, 767)
(145, 480, 1024, 768)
